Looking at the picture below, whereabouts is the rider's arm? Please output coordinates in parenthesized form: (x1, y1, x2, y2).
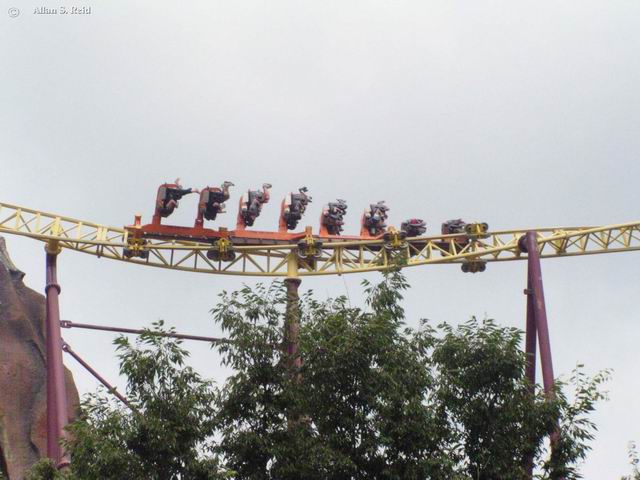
(166, 187, 193, 200)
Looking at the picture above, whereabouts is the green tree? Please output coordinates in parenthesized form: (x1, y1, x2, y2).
(432, 319, 609, 480)
(28, 273, 608, 479)
(28, 321, 224, 480)
(622, 442, 640, 480)
(213, 272, 608, 479)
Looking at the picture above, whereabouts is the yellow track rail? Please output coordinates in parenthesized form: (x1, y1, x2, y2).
(1, 202, 639, 277)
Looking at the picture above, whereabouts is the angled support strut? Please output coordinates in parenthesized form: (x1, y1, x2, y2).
(62, 341, 131, 408)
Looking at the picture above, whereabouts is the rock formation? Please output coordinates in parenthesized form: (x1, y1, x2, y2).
(0, 237, 79, 479)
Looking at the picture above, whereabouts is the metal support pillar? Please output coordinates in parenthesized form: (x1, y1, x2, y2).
(284, 254, 302, 380)
(523, 272, 537, 477)
(44, 244, 69, 466)
(524, 274, 537, 390)
(522, 231, 560, 478)
(524, 232, 556, 398)
(283, 254, 302, 429)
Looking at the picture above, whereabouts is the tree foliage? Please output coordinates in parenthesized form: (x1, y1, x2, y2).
(28, 273, 608, 479)
(30, 321, 223, 480)
(621, 442, 640, 480)
(212, 272, 608, 479)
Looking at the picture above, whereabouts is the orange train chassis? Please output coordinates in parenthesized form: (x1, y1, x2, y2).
(124, 215, 476, 268)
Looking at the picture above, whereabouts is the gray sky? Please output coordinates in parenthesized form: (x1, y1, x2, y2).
(2, 1, 639, 476)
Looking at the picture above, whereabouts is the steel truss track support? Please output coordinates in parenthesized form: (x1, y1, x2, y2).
(521, 231, 559, 478)
(44, 244, 70, 468)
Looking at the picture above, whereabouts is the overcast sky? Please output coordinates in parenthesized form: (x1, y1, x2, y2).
(2, 1, 639, 476)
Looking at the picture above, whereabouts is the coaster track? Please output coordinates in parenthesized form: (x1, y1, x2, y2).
(1, 202, 640, 277)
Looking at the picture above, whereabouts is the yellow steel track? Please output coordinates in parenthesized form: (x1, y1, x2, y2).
(1, 202, 640, 277)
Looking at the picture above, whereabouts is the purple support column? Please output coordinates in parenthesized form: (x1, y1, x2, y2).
(524, 232, 562, 478)
(524, 231, 555, 398)
(284, 277, 302, 379)
(283, 274, 303, 430)
(45, 249, 69, 465)
(524, 274, 537, 390)
(523, 266, 537, 477)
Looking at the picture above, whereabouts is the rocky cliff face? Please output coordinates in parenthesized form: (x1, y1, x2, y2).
(0, 237, 79, 479)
